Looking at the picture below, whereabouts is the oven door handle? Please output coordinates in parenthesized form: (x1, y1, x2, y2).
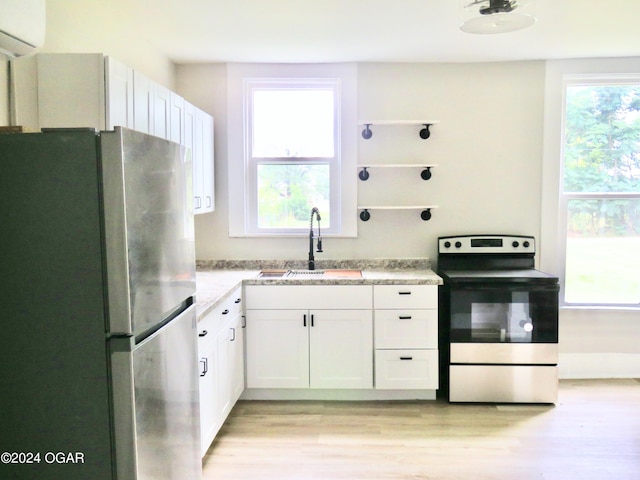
(449, 283, 559, 292)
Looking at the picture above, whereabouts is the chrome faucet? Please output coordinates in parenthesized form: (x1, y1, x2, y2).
(308, 207, 323, 270)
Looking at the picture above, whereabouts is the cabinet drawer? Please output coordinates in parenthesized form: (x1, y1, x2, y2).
(373, 285, 437, 309)
(374, 309, 437, 349)
(375, 350, 438, 390)
(198, 287, 243, 336)
(245, 285, 372, 310)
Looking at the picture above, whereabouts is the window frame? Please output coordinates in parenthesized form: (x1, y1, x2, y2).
(244, 78, 341, 235)
(541, 66, 640, 310)
(227, 63, 358, 238)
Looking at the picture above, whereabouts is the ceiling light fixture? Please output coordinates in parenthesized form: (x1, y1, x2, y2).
(460, 0, 537, 34)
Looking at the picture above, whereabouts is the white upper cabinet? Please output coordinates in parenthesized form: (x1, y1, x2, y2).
(196, 108, 215, 213)
(132, 70, 152, 135)
(13, 53, 215, 214)
(151, 81, 171, 140)
(105, 56, 134, 130)
(169, 92, 185, 145)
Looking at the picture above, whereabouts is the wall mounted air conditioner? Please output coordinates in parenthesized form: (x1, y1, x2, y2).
(0, 0, 46, 57)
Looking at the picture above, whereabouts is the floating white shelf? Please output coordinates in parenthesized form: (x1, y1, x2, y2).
(358, 205, 439, 210)
(357, 205, 439, 222)
(357, 164, 437, 181)
(358, 120, 440, 126)
(357, 164, 438, 168)
(359, 120, 439, 140)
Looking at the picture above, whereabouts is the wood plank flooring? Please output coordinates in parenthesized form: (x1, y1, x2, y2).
(202, 379, 640, 480)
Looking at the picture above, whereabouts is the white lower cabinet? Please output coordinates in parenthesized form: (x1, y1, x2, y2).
(373, 285, 439, 390)
(197, 324, 217, 456)
(374, 349, 438, 389)
(245, 285, 373, 390)
(197, 288, 244, 457)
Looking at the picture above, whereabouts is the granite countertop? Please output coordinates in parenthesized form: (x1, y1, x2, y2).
(195, 259, 442, 320)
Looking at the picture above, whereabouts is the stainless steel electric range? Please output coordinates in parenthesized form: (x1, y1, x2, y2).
(437, 235, 559, 403)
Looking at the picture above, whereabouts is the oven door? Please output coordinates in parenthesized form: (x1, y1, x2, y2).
(448, 281, 559, 344)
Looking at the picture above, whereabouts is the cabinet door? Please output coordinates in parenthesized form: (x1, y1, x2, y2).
(195, 107, 214, 213)
(152, 82, 172, 140)
(169, 92, 185, 145)
(229, 314, 245, 404)
(245, 309, 309, 388)
(215, 323, 232, 424)
(183, 101, 201, 211)
(105, 56, 133, 130)
(133, 71, 152, 134)
(309, 310, 373, 389)
(197, 330, 217, 457)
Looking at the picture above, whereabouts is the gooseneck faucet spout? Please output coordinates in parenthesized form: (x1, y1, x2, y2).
(308, 207, 323, 270)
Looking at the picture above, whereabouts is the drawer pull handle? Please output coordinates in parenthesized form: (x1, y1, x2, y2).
(398, 291, 412, 295)
(200, 357, 208, 376)
(400, 356, 413, 361)
(222, 309, 229, 315)
(235, 298, 241, 304)
(399, 316, 412, 320)
(198, 330, 208, 337)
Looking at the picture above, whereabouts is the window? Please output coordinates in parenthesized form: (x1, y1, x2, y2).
(561, 77, 640, 306)
(227, 63, 357, 238)
(246, 79, 339, 233)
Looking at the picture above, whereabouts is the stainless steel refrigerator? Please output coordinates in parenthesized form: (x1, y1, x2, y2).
(0, 127, 201, 479)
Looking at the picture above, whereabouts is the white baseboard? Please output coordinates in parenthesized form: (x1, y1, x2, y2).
(559, 353, 640, 379)
(241, 388, 437, 401)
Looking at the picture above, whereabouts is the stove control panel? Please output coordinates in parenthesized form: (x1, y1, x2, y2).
(438, 235, 535, 254)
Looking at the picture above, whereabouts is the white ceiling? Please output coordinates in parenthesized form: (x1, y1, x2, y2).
(124, 0, 640, 64)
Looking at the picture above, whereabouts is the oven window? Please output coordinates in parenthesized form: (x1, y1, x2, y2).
(450, 287, 558, 343)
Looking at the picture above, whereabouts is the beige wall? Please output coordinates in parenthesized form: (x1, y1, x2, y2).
(181, 61, 546, 263)
(42, 0, 175, 89)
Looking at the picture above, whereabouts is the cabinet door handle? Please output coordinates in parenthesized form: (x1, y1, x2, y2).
(303, 314, 307, 327)
(399, 316, 412, 320)
(400, 356, 413, 361)
(222, 309, 229, 315)
(311, 314, 315, 327)
(206, 196, 212, 208)
(230, 327, 236, 342)
(198, 330, 208, 337)
(398, 291, 412, 295)
(242, 315, 246, 328)
(200, 357, 208, 376)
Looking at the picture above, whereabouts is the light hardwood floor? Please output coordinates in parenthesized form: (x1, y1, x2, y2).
(202, 379, 640, 480)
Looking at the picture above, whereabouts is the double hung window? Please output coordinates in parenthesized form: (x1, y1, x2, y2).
(561, 76, 640, 306)
(244, 78, 340, 234)
(227, 63, 357, 238)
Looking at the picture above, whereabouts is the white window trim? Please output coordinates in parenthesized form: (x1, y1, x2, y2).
(541, 57, 640, 310)
(227, 63, 358, 238)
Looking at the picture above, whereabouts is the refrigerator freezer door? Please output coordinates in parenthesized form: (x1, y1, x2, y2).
(101, 127, 195, 337)
(110, 305, 201, 479)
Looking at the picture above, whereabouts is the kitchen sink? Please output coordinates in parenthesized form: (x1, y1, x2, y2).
(258, 269, 362, 279)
